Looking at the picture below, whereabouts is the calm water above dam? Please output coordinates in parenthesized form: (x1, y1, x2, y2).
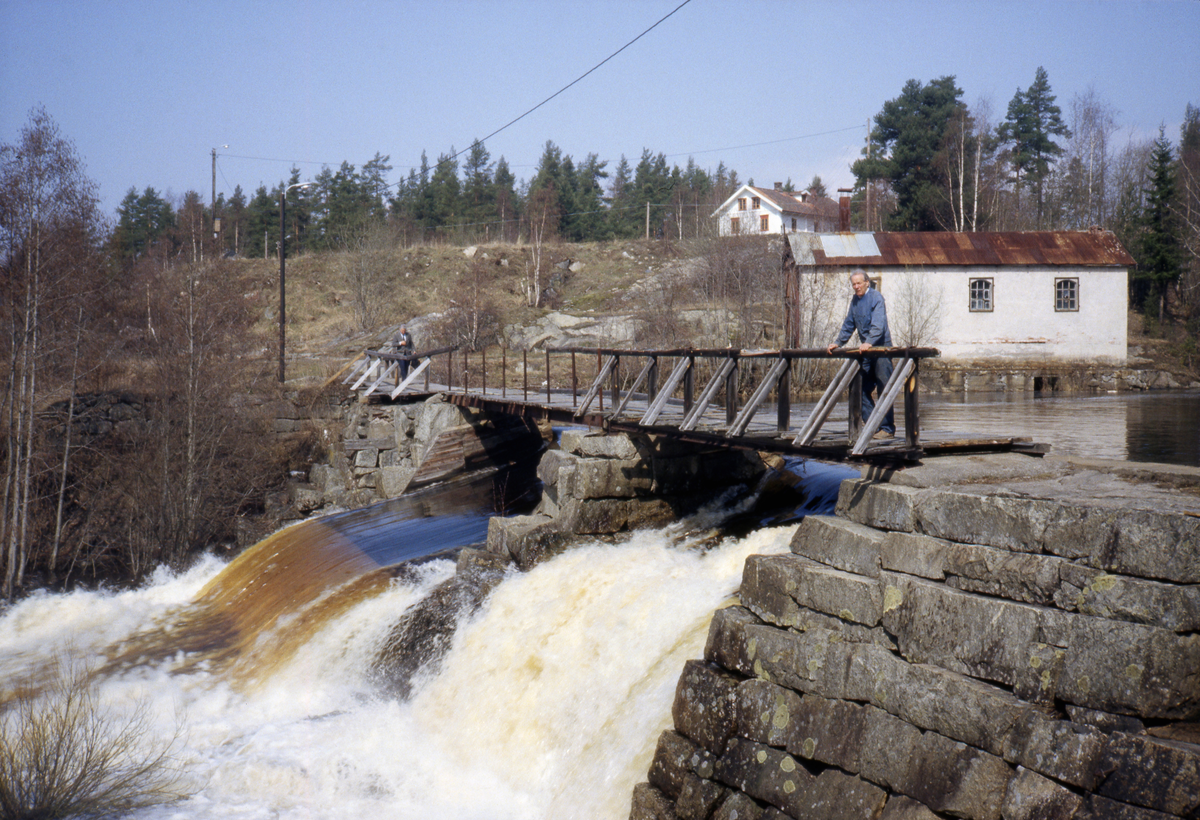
(921, 388, 1200, 466)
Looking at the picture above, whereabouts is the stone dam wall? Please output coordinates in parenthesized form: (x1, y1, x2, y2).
(288, 397, 1200, 819)
(631, 454, 1200, 820)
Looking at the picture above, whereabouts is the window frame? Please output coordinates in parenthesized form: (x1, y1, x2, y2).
(751, 196, 761, 209)
(969, 277, 993, 312)
(737, 198, 747, 211)
(760, 214, 770, 232)
(730, 216, 739, 234)
(1055, 277, 1079, 312)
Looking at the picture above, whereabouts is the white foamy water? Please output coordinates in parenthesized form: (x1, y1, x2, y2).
(0, 524, 794, 820)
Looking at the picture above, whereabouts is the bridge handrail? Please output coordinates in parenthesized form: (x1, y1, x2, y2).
(547, 345, 940, 360)
(364, 345, 457, 362)
(346, 342, 941, 458)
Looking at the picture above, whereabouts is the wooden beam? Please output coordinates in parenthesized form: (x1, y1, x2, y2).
(639, 357, 692, 425)
(680, 357, 737, 431)
(574, 355, 618, 418)
(728, 357, 788, 437)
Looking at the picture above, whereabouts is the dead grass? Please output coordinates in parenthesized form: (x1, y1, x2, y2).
(233, 239, 694, 374)
(0, 655, 190, 818)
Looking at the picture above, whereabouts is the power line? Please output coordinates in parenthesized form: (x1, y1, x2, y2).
(456, 0, 696, 166)
(218, 1, 695, 193)
(663, 125, 865, 159)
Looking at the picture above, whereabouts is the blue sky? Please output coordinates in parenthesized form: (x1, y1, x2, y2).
(2, 0, 1197, 218)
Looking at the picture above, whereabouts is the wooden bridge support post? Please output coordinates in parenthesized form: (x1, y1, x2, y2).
(571, 352, 577, 409)
(448, 350, 454, 393)
(546, 349, 551, 404)
(904, 358, 920, 448)
(596, 350, 604, 412)
(648, 357, 658, 401)
(523, 350, 528, 402)
(848, 369, 863, 441)
(502, 347, 507, 399)
(610, 355, 620, 408)
(777, 360, 791, 432)
(725, 358, 739, 425)
(482, 349, 487, 395)
(683, 356, 695, 414)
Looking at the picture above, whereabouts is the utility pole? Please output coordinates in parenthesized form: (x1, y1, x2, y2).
(865, 118, 872, 232)
(211, 145, 228, 249)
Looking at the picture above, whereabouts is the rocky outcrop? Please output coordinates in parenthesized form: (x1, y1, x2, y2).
(634, 453, 1200, 820)
(486, 430, 765, 571)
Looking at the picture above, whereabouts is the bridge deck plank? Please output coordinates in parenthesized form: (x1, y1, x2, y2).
(354, 376, 1034, 462)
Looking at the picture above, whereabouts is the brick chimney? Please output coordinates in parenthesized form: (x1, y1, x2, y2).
(837, 188, 852, 231)
(774, 182, 783, 191)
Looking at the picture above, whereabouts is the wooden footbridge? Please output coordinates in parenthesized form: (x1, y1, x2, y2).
(342, 345, 1044, 463)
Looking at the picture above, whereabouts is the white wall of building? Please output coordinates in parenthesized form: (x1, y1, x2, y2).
(819, 265, 1128, 364)
(713, 187, 822, 236)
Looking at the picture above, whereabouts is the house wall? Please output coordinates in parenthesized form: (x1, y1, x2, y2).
(716, 193, 822, 236)
(817, 265, 1127, 365)
(717, 205, 819, 236)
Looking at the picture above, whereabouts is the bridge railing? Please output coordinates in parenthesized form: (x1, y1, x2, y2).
(347, 344, 939, 455)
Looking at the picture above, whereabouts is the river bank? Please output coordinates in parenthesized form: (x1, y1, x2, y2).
(631, 451, 1200, 820)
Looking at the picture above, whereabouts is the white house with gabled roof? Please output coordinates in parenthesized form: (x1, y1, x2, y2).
(711, 183, 839, 236)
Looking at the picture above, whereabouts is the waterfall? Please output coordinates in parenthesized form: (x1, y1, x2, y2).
(0, 458, 852, 819)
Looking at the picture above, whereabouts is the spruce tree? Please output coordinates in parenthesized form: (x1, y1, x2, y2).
(1135, 127, 1184, 321)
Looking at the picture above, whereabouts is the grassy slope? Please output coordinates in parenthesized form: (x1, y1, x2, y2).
(232, 238, 1196, 386)
(238, 238, 690, 382)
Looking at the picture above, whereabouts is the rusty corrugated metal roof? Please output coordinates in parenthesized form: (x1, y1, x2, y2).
(786, 231, 1135, 268)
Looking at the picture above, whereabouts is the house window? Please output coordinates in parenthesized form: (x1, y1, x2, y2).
(791, 218, 797, 230)
(730, 217, 739, 234)
(1055, 278, 1078, 311)
(752, 196, 761, 209)
(738, 198, 747, 211)
(969, 278, 993, 312)
(760, 215, 770, 232)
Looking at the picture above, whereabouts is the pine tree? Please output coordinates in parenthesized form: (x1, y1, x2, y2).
(1000, 66, 1071, 227)
(852, 76, 967, 231)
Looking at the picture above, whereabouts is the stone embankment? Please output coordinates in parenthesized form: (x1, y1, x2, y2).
(371, 427, 766, 695)
(921, 358, 1197, 393)
(633, 453, 1200, 820)
(485, 429, 765, 570)
(285, 395, 544, 519)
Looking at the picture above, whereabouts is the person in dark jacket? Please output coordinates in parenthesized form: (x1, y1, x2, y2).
(394, 325, 415, 380)
(827, 270, 895, 439)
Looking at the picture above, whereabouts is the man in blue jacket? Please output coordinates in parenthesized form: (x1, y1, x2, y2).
(827, 270, 895, 439)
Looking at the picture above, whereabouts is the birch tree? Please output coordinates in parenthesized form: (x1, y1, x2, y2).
(0, 107, 102, 598)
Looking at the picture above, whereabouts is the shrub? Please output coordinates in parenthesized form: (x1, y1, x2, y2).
(0, 657, 189, 819)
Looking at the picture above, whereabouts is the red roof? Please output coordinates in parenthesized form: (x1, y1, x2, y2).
(786, 231, 1135, 267)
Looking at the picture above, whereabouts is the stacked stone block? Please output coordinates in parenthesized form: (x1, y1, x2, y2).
(634, 456, 1200, 820)
(487, 430, 764, 571)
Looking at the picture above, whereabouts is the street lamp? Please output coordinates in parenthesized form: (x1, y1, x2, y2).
(279, 181, 314, 383)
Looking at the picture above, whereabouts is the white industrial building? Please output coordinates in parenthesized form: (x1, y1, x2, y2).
(782, 231, 1134, 366)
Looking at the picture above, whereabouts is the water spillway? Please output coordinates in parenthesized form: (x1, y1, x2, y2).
(0, 456, 851, 819)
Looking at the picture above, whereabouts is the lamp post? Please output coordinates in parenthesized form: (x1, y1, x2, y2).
(279, 181, 313, 383)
